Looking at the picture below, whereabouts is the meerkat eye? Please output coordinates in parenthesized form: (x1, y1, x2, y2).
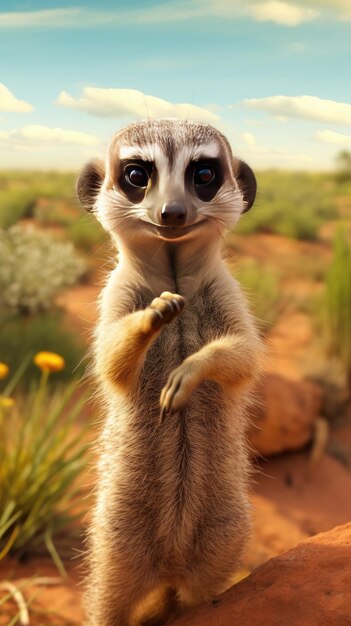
(124, 164, 149, 188)
(194, 165, 215, 186)
(186, 158, 222, 202)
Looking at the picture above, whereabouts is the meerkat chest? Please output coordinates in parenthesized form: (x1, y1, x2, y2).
(137, 283, 233, 403)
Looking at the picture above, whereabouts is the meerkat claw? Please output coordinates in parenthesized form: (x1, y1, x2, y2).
(160, 378, 182, 417)
(159, 405, 168, 424)
(149, 293, 185, 331)
(172, 298, 181, 312)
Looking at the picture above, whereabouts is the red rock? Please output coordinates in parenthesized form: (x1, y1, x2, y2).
(173, 523, 351, 626)
(248, 373, 323, 456)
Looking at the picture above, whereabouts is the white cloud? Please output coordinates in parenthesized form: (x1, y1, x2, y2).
(0, 83, 33, 113)
(240, 132, 256, 146)
(1, 1, 348, 30)
(0, 125, 100, 149)
(315, 130, 351, 145)
(244, 118, 265, 127)
(125, 0, 315, 26)
(0, 5, 209, 29)
(244, 95, 351, 126)
(312, 0, 351, 20)
(249, 1, 318, 26)
(0, 8, 89, 28)
(56, 87, 220, 123)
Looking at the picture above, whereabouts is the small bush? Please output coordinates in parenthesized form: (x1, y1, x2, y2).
(276, 209, 320, 241)
(0, 311, 85, 385)
(0, 170, 76, 201)
(29, 172, 76, 201)
(68, 216, 107, 252)
(237, 171, 337, 241)
(320, 227, 351, 390)
(0, 189, 36, 229)
(34, 199, 79, 227)
(235, 259, 282, 333)
(335, 150, 351, 183)
(0, 355, 89, 571)
(0, 225, 86, 315)
(0, 171, 77, 229)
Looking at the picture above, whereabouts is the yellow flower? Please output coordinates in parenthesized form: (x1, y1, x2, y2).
(0, 396, 15, 408)
(0, 363, 9, 380)
(33, 352, 65, 373)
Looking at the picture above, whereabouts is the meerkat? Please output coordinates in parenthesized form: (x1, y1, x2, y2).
(77, 118, 264, 626)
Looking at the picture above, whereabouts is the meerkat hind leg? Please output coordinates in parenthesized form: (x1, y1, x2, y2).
(84, 541, 165, 626)
(131, 585, 179, 626)
(177, 574, 229, 614)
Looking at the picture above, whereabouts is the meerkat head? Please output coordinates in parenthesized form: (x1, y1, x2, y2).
(77, 119, 256, 246)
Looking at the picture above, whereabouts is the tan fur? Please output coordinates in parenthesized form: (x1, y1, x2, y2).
(79, 119, 264, 626)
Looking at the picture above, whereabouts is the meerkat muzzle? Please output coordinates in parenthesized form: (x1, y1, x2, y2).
(161, 202, 187, 227)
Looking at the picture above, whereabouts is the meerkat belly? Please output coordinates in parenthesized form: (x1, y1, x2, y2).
(131, 309, 239, 568)
(101, 292, 246, 572)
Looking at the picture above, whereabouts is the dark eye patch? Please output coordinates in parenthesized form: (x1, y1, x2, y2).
(117, 159, 154, 203)
(187, 158, 223, 202)
(125, 164, 149, 188)
(194, 165, 215, 186)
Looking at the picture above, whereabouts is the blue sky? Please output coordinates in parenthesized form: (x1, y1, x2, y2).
(1, 0, 351, 169)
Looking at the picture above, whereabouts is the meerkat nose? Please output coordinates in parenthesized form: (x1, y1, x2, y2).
(161, 202, 187, 227)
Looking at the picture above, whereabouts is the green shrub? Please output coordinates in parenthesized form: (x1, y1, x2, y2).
(0, 311, 85, 385)
(235, 259, 281, 333)
(34, 199, 79, 227)
(0, 171, 78, 229)
(335, 150, 351, 183)
(0, 225, 86, 315)
(0, 171, 76, 201)
(320, 227, 351, 389)
(0, 357, 89, 572)
(237, 171, 337, 241)
(276, 209, 320, 241)
(68, 215, 107, 251)
(0, 189, 37, 228)
(29, 172, 76, 201)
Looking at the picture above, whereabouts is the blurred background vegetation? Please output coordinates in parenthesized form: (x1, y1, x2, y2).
(0, 355, 88, 574)
(0, 171, 107, 386)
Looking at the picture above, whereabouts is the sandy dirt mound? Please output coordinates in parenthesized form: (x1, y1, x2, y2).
(173, 522, 351, 626)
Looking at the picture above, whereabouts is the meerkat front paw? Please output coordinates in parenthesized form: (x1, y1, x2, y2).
(160, 358, 201, 422)
(144, 292, 185, 333)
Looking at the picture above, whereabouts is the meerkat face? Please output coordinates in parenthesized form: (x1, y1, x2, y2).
(77, 119, 256, 245)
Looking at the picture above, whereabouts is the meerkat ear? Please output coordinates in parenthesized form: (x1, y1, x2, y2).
(234, 160, 257, 213)
(76, 159, 105, 212)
